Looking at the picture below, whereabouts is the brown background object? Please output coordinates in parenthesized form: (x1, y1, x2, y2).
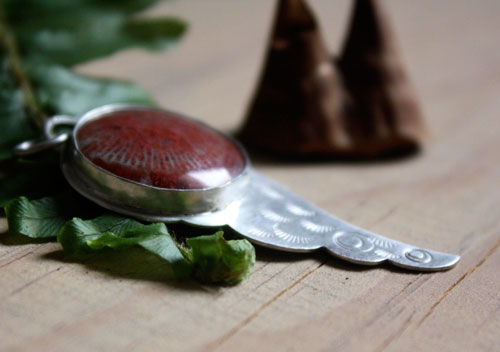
(1, 1, 500, 351)
(240, 0, 427, 158)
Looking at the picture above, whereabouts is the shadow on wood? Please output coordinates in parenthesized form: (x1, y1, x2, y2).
(41, 248, 212, 292)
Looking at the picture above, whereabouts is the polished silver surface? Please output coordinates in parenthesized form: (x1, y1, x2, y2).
(14, 105, 460, 272)
(154, 170, 460, 271)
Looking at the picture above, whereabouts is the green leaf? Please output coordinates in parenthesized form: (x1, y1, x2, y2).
(4, 0, 159, 19)
(183, 231, 256, 285)
(57, 215, 144, 253)
(135, 226, 193, 279)
(58, 216, 255, 283)
(5, 199, 256, 283)
(28, 62, 155, 118)
(58, 215, 192, 279)
(4, 196, 68, 238)
(0, 0, 187, 162)
(123, 17, 186, 51)
(5, 1, 187, 66)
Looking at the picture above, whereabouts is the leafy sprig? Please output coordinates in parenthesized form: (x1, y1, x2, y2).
(5, 196, 255, 284)
(0, 0, 186, 159)
(0, 0, 256, 284)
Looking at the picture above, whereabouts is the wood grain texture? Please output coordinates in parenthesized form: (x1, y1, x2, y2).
(1, 0, 500, 351)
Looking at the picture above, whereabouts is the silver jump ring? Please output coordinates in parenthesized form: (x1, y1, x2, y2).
(13, 115, 77, 156)
(44, 115, 77, 139)
(13, 133, 70, 156)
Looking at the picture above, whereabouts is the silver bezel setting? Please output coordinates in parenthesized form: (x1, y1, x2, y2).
(61, 104, 250, 219)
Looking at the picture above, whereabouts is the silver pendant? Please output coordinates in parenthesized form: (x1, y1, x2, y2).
(15, 105, 460, 271)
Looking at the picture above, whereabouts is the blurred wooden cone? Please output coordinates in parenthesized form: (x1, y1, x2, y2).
(239, 0, 427, 159)
(338, 0, 427, 157)
(239, 0, 349, 156)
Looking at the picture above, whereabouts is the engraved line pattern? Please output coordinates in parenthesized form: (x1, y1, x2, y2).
(300, 219, 334, 233)
(248, 227, 273, 238)
(374, 249, 400, 260)
(285, 202, 315, 217)
(261, 209, 292, 223)
(187, 173, 454, 270)
(366, 236, 395, 249)
(259, 186, 283, 200)
(273, 224, 311, 244)
(331, 231, 408, 262)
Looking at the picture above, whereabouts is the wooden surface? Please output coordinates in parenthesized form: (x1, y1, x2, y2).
(1, 1, 500, 351)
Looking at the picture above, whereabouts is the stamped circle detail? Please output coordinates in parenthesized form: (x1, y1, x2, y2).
(333, 232, 374, 252)
(405, 249, 432, 263)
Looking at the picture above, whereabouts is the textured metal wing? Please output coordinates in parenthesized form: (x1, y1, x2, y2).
(176, 170, 460, 271)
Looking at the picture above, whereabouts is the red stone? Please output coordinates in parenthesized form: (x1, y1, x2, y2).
(76, 109, 246, 190)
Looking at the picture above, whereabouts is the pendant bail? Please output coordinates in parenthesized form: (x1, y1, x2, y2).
(13, 115, 76, 156)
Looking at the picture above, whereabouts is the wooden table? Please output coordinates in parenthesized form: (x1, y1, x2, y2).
(1, 1, 499, 351)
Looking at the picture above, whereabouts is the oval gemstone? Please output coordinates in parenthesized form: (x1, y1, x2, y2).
(76, 109, 246, 190)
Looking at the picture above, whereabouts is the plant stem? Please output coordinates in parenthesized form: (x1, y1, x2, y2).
(0, 5, 46, 129)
